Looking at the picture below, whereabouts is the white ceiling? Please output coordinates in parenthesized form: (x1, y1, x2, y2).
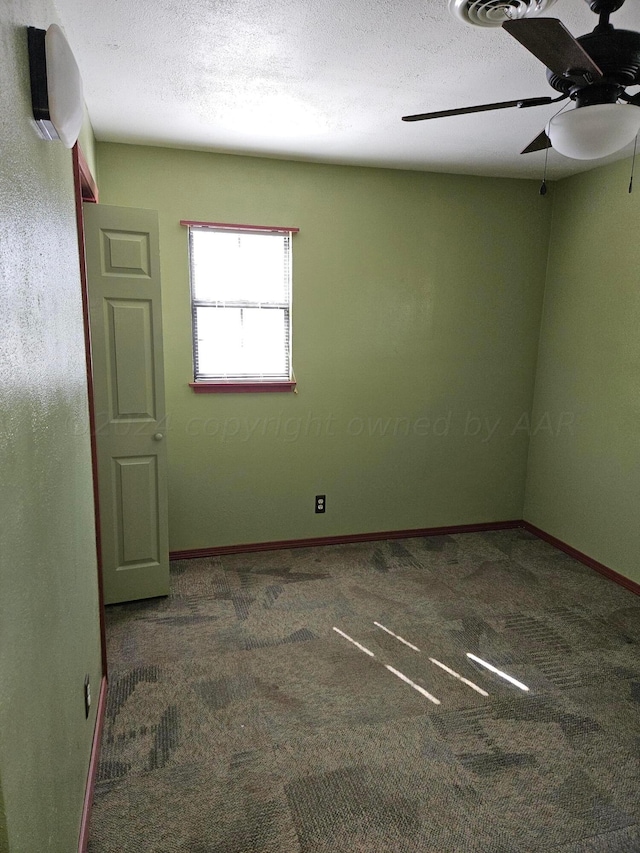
(53, 0, 640, 180)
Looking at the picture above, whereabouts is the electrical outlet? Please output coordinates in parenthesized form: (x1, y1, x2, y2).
(84, 675, 91, 719)
(315, 494, 326, 514)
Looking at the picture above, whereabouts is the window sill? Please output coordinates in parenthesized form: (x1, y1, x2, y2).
(189, 381, 297, 394)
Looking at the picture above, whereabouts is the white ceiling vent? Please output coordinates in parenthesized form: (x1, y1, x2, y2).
(448, 0, 558, 27)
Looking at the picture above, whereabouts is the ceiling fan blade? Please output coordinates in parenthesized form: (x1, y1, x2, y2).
(402, 96, 555, 122)
(521, 130, 551, 154)
(503, 18, 602, 83)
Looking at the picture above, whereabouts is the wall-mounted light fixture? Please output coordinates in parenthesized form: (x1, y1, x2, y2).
(27, 24, 84, 148)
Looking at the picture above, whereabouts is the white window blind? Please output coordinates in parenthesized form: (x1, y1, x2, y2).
(187, 225, 294, 382)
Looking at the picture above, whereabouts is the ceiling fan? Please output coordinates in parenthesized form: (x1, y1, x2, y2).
(403, 0, 640, 160)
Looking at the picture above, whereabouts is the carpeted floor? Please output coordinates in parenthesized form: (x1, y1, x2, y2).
(87, 529, 640, 852)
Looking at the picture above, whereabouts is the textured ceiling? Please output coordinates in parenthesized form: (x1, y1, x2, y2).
(53, 0, 640, 179)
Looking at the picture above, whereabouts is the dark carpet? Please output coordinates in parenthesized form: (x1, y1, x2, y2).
(87, 530, 640, 852)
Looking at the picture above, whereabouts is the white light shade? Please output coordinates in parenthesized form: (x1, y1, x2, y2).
(547, 104, 640, 161)
(44, 24, 83, 148)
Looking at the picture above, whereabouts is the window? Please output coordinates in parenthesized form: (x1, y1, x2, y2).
(183, 221, 298, 391)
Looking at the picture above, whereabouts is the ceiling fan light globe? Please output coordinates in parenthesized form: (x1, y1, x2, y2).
(547, 104, 640, 160)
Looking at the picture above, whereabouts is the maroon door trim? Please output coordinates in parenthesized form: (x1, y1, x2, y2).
(72, 143, 107, 676)
(77, 676, 107, 853)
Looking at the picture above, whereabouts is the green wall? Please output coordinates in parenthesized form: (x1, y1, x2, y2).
(525, 157, 640, 585)
(97, 142, 551, 551)
(0, 3, 102, 850)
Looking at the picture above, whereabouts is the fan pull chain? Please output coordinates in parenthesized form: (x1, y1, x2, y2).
(539, 99, 573, 198)
(629, 134, 638, 194)
(540, 142, 550, 196)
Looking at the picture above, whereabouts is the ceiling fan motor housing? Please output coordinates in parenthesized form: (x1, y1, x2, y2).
(586, 0, 625, 14)
(547, 28, 640, 99)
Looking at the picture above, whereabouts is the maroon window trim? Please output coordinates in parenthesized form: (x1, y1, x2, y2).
(180, 219, 299, 234)
(189, 381, 296, 394)
(185, 221, 297, 392)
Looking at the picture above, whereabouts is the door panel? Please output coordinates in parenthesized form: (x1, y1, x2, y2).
(84, 203, 169, 604)
(106, 299, 156, 419)
(113, 456, 159, 566)
(101, 229, 151, 276)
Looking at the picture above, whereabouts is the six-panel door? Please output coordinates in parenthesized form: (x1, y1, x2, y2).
(83, 203, 169, 604)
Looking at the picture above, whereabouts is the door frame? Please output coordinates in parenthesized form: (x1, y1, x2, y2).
(72, 144, 108, 853)
(72, 143, 107, 674)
